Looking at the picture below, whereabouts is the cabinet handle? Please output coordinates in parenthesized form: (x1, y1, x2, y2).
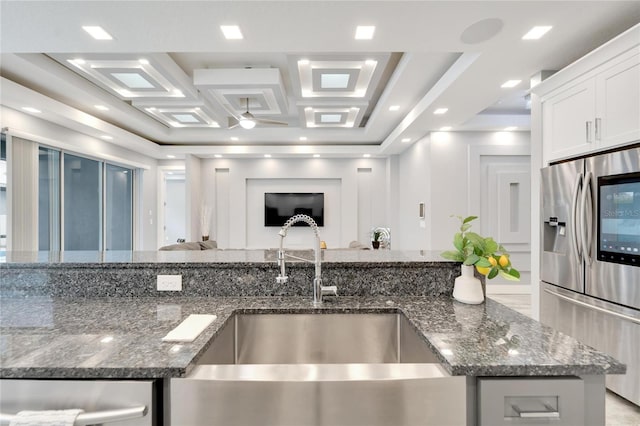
(511, 404, 560, 418)
(586, 121, 593, 143)
(595, 117, 601, 141)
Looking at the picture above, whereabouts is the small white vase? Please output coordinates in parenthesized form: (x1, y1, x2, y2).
(453, 265, 484, 304)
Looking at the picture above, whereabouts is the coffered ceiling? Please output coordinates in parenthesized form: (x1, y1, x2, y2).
(0, 1, 639, 159)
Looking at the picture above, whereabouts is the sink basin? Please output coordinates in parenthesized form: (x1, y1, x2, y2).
(171, 312, 471, 426)
(197, 312, 440, 365)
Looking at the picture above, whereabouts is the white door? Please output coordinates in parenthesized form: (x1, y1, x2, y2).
(470, 146, 531, 292)
(161, 171, 186, 245)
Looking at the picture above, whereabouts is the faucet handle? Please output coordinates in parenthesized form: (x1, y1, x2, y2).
(276, 275, 289, 284)
(321, 285, 338, 297)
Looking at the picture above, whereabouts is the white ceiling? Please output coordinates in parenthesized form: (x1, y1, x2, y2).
(1, 1, 639, 159)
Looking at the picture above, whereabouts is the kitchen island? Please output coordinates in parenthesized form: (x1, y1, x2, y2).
(0, 250, 626, 425)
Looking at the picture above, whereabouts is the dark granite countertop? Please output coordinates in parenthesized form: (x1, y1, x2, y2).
(0, 296, 625, 379)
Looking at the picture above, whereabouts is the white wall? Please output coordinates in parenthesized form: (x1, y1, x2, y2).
(246, 178, 340, 249)
(185, 154, 202, 241)
(1, 106, 159, 250)
(394, 130, 532, 292)
(394, 135, 432, 250)
(200, 157, 388, 249)
(426, 131, 531, 251)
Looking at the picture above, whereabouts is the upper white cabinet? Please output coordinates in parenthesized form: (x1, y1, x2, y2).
(535, 24, 640, 163)
(542, 79, 596, 159)
(596, 53, 640, 148)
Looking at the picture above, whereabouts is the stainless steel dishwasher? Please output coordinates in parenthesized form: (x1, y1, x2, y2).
(0, 379, 155, 426)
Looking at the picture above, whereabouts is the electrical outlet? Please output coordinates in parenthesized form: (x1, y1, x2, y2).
(157, 275, 182, 291)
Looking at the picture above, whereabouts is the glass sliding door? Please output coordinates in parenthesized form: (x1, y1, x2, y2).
(38, 147, 61, 250)
(105, 164, 133, 250)
(63, 154, 102, 250)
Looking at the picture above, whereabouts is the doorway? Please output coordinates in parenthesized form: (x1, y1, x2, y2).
(159, 169, 186, 246)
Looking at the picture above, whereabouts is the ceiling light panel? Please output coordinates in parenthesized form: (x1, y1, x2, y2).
(434, 108, 448, 115)
(133, 98, 221, 128)
(522, 26, 552, 40)
(320, 73, 351, 89)
(298, 59, 378, 98)
(220, 25, 243, 40)
(302, 106, 365, 128)
(82, 25, 113, 40)
(355, 26, 375, 40)
(53, 53, 198, 100)
(501, 80, 521, 88)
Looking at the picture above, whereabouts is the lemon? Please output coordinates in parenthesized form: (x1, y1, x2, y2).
(499, 255, 510, 268)
(488, 256, 498, 267)
(476, 265, 491, 275)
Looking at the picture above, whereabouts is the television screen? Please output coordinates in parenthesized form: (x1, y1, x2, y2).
(265, 193, 324, 227)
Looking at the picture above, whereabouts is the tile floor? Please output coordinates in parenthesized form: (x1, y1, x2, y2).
(487, 294, 640, 426)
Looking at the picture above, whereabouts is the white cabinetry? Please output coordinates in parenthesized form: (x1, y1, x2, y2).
(596, 53, 640, 147)
(542, 79, 596, 160)
(535, 24, 640, 163)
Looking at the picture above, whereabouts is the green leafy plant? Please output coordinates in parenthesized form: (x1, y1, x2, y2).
(441, 215, 520, 281)
(372, 229, 383, 242)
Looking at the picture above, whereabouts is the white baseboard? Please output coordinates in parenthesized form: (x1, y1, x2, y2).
(486, 284, 531, 295)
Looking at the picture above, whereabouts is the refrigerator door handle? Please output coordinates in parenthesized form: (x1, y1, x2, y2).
(571, 173, 583, 262)
(580, 171, 594, 265)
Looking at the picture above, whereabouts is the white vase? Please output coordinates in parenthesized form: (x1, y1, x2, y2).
(452, 265, 484, 304)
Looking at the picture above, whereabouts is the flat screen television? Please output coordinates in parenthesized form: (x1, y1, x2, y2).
(264, 192, 324, 227)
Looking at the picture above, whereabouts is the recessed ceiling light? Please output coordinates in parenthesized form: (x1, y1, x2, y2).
(401, 138, 411, 143)
(21, 107, 41, 113)
(299, 136, 308, 141)
(214, 154, 222, 158)
(355, 26, 375, 40)
(440, 126, 452, 131)
(166, 155, 176, 159)
(221, 25, 243, 40)
(365, 59, 377, 66)
(522, 26, 552, 40)
(504, 126, 518, 131)
(313, 154, 320, 158)
(501, 80, 521, 88)
(111, 72, 154, 89)
(321, 73, 350, 89)
(100, 336, 114, 343)
(82, 25, 113, 40)
(299, 59, 310, 65)
(320, 114, 342, 123)
(94, 105, 109, 111)
(389, 105, 400, 111)
(100, 135, 113, 140)
(230, 137, 239, 141)
(433, 108, 448, 115)
(264, 154, 271, 158)
(172, 89, 184, 97)
(363, 154, 371, 158)
(70, 58, 86, 65)
(139, 58, 149, 65)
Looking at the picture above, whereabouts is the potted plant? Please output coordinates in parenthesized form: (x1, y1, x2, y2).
(371, 229, 382, 249)
(441, 215, 520, 304)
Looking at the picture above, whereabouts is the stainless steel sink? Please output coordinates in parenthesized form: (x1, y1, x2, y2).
(170, 312, 471, 426)
(197, 312, 440, 365)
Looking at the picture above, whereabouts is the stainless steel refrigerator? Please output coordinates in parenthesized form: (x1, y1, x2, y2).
(540, 146, 640, 406)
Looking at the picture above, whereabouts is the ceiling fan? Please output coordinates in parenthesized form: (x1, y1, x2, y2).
(228, 98, 288, 129)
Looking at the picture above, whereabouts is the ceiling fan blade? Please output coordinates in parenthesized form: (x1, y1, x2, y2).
(227, 116, 240, 129)
(255, 118, 288, 126)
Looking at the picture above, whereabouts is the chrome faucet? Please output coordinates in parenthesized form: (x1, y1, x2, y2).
(276, 214, 337, 305)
